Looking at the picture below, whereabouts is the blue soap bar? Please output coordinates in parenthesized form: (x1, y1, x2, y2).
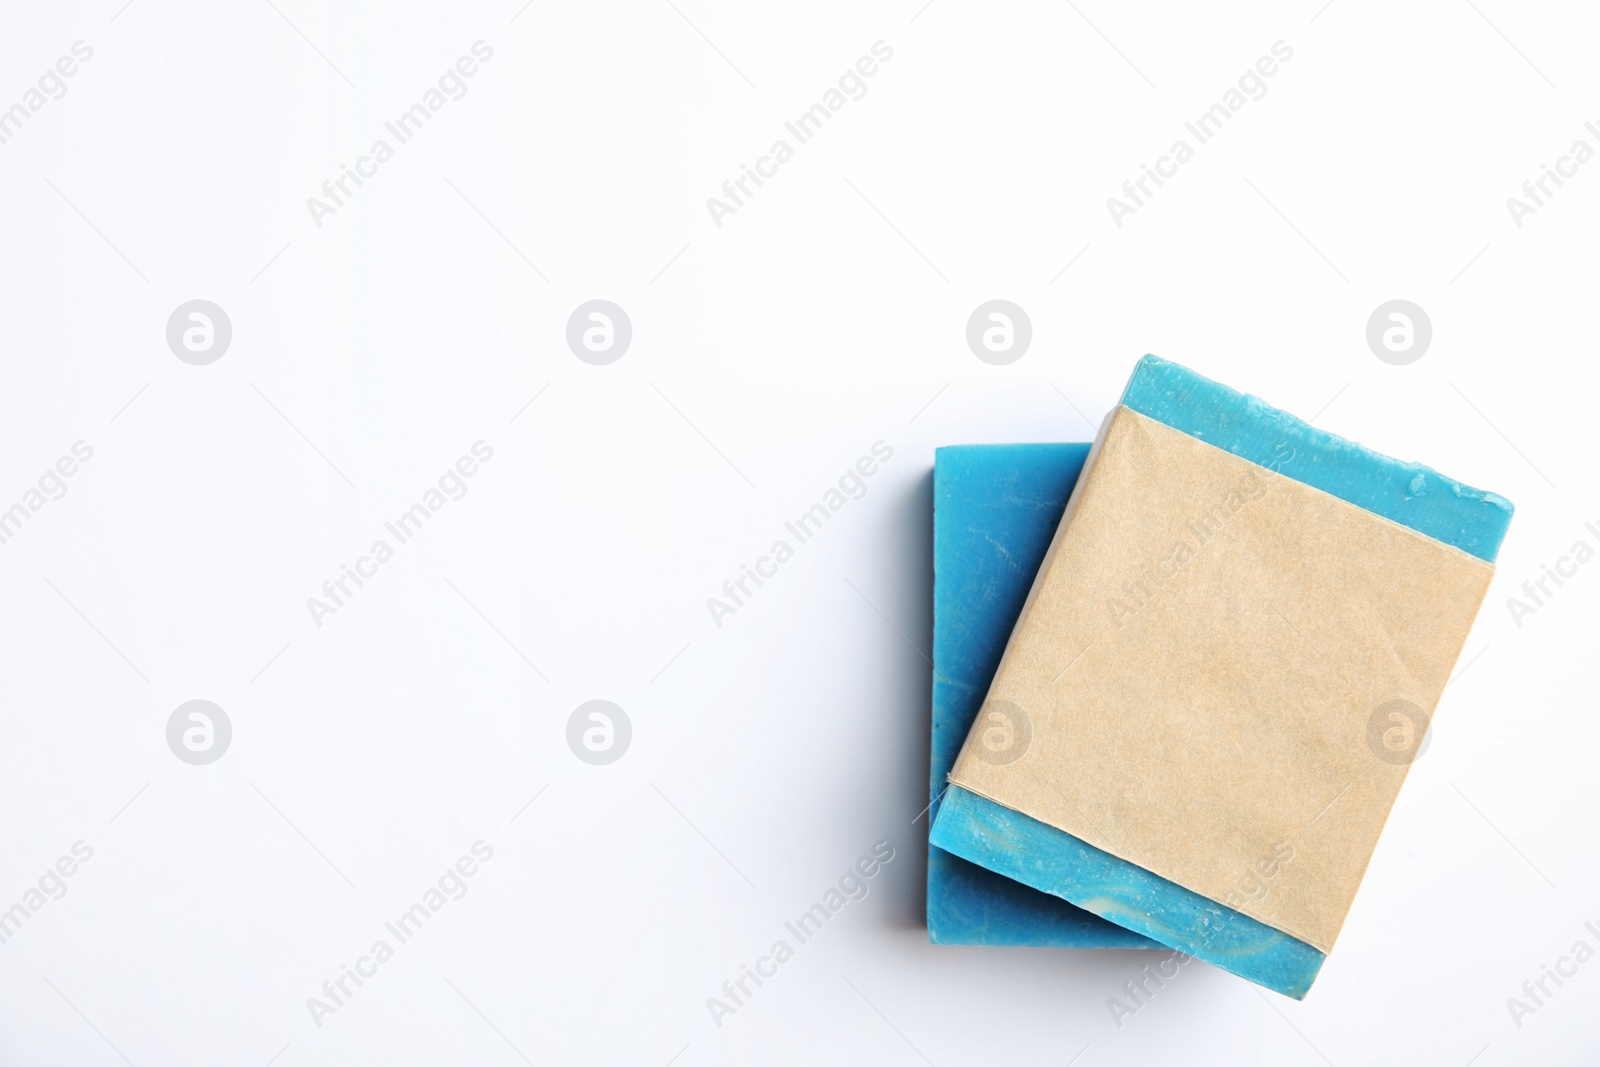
(931, 356, 1514, 997)
(929, 444, 1155, 949)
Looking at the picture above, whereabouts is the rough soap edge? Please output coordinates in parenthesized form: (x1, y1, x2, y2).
(927, 845, 1161, 948)
(1122, 355, 1514, 562)
(930, 785, 1326, 999)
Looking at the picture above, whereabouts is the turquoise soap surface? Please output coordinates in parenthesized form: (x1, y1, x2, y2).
(929, 443, 1154, 949)
(1124, 355, 1513, 562)
(930, 356, 1514, 998)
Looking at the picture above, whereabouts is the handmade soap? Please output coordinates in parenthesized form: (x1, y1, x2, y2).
(931, 355, 1513, 997)
(928, 444, 1155, 948)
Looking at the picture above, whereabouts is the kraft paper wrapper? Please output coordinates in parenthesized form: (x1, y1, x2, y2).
(950, 407, 1494, 953)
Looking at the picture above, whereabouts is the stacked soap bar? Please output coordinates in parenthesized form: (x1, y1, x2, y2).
(930, 356, 1512, 997)
(928, 444, 1155, 948)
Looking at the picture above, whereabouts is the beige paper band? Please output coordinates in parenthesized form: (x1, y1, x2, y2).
(951, 407, 1494, 952)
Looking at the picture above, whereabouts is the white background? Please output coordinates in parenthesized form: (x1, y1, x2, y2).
(1, 1, 1596, 1064)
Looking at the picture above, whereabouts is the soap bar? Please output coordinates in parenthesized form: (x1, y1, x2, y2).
(928, 444, 1155, 948)
(932, 355, 1513, 997)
